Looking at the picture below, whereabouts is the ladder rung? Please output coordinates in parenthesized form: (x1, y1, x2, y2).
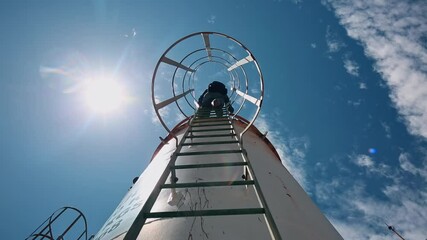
(145, 208, 265, 218)
(195, 114, 228, 121)
(197, 108, 225, 112)
(196, 111, 228, 114)
(186, 133, 236, 138)
(162, 180, 254, 188)
(172, 162, 248, 169)
(196, 114, 228, 117)
(190, 123, 231, 127)
(194, 116, 230, 120)
(176, 149, 243, 156)
(189, 128, 233, 132)
(196, 109, 227, 112)
(182, 140, 239, 146)
(192, 118, 230, 123)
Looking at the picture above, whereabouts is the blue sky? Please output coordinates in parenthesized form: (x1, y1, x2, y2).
(1, 0, 426, 239)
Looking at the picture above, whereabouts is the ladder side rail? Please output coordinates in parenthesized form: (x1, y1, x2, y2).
(232, 122, 282, 240)
(124, 114, 198, 240)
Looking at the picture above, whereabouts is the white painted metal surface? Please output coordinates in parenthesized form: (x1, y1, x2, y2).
(232, 87, 261, 106)
(227, 55, 254, 71)
(94, 119, 343, 240)
(202, 33, 212, 61)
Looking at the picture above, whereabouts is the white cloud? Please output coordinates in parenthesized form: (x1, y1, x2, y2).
(207, 15, 216, 24)
(373, 163, 396, 179)
(347, 99, 362, 107)
(315, 150, 427, 239)
(256, 115, 310, 190)
(320, 0, 332, 11)
(290, 0, 302, 5)
(310, 43, 317, 48)
(354, 154, 374, 168)
(151, 107, 161, 124)
(317, 177, 427, 239)
(221, 51, 236, 64)
(329, 217, 388, 240)
(350, 154, 396, 179)
(399, 153, 427, 181)
(325, 25, 346, 53)
(359, 82, 367, 89)
(343, 57, 359, 76)
(124, 28, 136, 38)
(381, 121, 391, 138)
(324, 0, 427, 138)
(152, 95, 171, 124)
(315, 179, 340, 202)
(250, 88, 260, 94)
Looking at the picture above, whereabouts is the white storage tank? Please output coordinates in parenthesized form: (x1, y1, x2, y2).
(94, 32, 343, 240)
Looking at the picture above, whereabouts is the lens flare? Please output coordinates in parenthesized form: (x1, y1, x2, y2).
(368, 148, 377, 154)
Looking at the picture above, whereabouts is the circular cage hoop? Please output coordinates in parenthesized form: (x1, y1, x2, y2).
(151, 32, 264, 136)
(26, 206, 89, 240)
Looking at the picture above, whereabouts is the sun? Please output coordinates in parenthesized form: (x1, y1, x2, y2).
(84, 78, 128, 114)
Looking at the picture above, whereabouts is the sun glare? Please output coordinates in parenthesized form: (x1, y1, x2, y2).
(84, 79, 128, 114)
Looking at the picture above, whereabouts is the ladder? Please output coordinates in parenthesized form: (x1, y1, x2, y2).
(124, 106, 281, 240)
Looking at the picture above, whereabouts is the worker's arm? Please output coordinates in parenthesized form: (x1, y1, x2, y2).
(224, 95, 234, 113)
(198, 89, 208, 105)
